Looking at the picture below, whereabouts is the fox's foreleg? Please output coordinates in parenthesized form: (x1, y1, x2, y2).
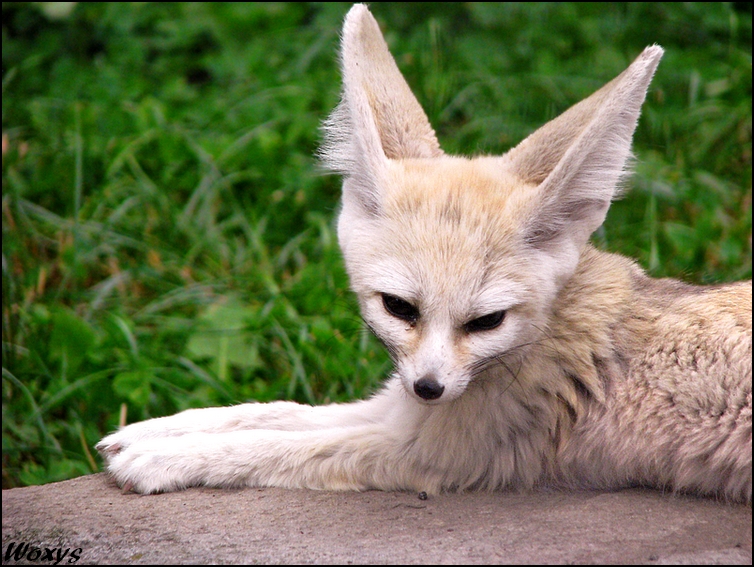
(101, 422, 438, 494)
(96, 379, 439, 493)
(96, 378, 405, 458)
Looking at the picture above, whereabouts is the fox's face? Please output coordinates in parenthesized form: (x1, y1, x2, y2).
(341, 157, 557, 403)
(322, 5, 663, 404)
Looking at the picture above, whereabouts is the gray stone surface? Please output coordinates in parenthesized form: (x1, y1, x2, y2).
(2, 473, 751, 565)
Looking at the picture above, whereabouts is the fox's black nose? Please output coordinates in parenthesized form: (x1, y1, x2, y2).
(414, 376, 445, 400)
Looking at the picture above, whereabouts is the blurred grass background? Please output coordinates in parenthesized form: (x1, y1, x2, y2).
(2, 2, 751, 488)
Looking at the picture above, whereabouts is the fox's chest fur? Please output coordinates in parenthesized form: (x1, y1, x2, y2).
(97, 4, 751, 502)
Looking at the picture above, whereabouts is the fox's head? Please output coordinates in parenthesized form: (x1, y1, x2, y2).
(321, 4, 662, 404)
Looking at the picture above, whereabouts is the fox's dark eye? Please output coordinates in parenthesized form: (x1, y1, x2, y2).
(464, 310, 505, 333)
(382, 293, 419, 325)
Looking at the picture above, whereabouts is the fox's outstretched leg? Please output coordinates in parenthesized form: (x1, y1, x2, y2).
(97, 377, 451, 494)
(96, 379, 408, 459)
(102, 423, 435, 494)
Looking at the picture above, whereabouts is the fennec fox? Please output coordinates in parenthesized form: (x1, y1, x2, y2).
(97, 4, 752, 502)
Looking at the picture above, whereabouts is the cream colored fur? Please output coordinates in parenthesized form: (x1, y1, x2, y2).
(97, 4, 752, 502)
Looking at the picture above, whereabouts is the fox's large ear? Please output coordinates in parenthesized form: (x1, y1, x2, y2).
(504, 46, 663, 268)
(321, 4, 443, 214)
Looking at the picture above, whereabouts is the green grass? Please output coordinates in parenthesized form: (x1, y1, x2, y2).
(2, 2, 751, 488)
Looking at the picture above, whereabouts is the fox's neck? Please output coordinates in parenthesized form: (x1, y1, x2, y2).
(542, 245, 645, 404)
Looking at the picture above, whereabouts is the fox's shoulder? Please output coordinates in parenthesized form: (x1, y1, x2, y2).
(549, 246, 751, 391)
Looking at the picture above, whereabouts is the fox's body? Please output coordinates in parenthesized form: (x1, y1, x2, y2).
(97, 4, 752, 502)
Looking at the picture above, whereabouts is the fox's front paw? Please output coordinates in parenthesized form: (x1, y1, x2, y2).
(96, 416, 180, 461)
(96, 426, 150, 461)
(105, 437, 203, 494)
(95, 431, 126, 459)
